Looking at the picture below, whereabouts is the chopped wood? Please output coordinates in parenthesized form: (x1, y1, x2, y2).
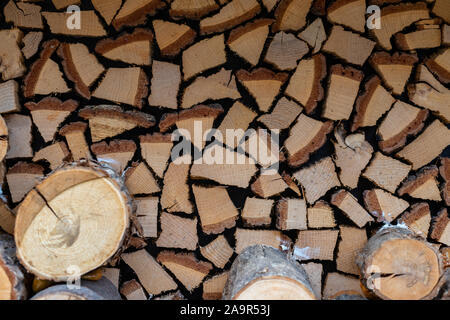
(236, 68, 288, 112)
(0, 201, 15, 235)
(408, 82, 450, 123)
(33, 141, 70, 170)
(302, 262, 322, 299)
(281, 172, 302, 197)
(51, 0, 80, 9)
(273, 0, 314, 32)
(79, 105, 155, 142)
(203, 272, 228, 300)
(181, 69, 240, 109)
(227, 19, 273, 66)
(169, 0, 219, 20)
(264, 32, 308, 71)
(0, 234, 27, 300)
(323, 272, 364, 300)
(135, 197, 158, 238)
(153, 20, 196, 57)
(396, 120, 450, 170)
(298, 18, 326, 54)
(156, 212, 198, 250)
(395, 29, 441, 50)
(217, 101, 257, 147)
(157, 251, 213, 291)
(416, 63, 449, 94)
(276, 198, 307, 231)
(308, 201, 336, 229)
(235, 228, 291, 254)
(242, 197, 273, 227)
(154, 290, 185, 300)
(102, 268, 120, 288)
(0, 80, 20, 113)
(294, 229, 339, 261)
(327, 0, 365, 33)
(336, 225, 367, 275)
(432, 0, 450, 24)
(331, 190, 374, 228)
(4, 114, 33, 159)
(148, 61, 180, 109)
(192, 185, 239, 234)
(285, 114, 333, 167)
(430, 209, 450, 246)
(59, 122, 91, 161)
(4, 0, 43, 29)
(399, 202, 431, 237)
(121, 280, 146, 300)
(362, 152, 411, 193)
(124, 162, 160, 195)
(6, 162, 43, 203)
(91, 0, 122, 25)
(25, 97, 78, 143)
(122, 249, 177, 295)
(440, 158, 450, 206)
(323, 26, 375, 66)
(323, 64, 363, 121)
(0, 29, 26, 81)
(112, 0, 165, 30)
(91, 140, 136, 173)
(443, 24, 450, 45)
(262, 0, 280, 12)
(285, 54, 326, 114)
(161, 158, 193, 214)
(293, 157, 341, 204)
(43, 11, 106, 37)
(200, 235, 234, 268)
(425, 48, 450, 84)
(363, 188, 409, 223)
(140, 133, 173, 178)
(200, 0, 260, 35)
(257, 97, 302, 130)
(21, 32, 43, 60)
(442, 248, 450, 269)
(0, 116, 7, 163)
(371, 2, 430, 50)
(182, 34, 226, 80)
(251, 172, 288, 198)
(398, 166, 442, 201)
(352, 76, 395, 131)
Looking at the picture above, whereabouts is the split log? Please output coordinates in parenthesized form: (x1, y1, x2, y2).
(124, 162, 160, 195)
(140, 134, 173, 178)
(192, 185, 239, 234)
(161, 157, 193, 214)
(293, 157, 341, 204)
(134, 197, 158, 238)
(93, 68, 148, 108)
(121, 249, 177, 295)
(352, 76, 395, 131)
(257, 97, 302, 130)
(302, 263, 322, 299)
(91, 0, 122, 25)
(15, 164, 131, 281)
(4, 114, 32, 159)
(323, 272, 364, 300)
(293, 229, 339, 261)
(276, 198, 307, 231)
(0, 202, 16, 235)
(79, 105, 155, 142)
(432, 0, 450, 24)
(234, 228, 291, 254)
(59, 122, 91, 161)
(6, 162, 44, 203)
(408, 82, 450, 123)
(357, 226, 443, 300)
(200, 235, 234, 268)
(399, 202, 431, 238)
(363, 188, 409, 223)
(323, 65, 363, 121)
(440, 158, 450, 206)
(430, 209, 450, 246)
(327, 0, 365, 33)
(395, 29, 441, 50)
(181, 69, 241, 109)
(262, 0, 280, 12)
(157, 251, 212, 291)
(25, 97, 78, 143)
(169, 0, 219, 20)
(0, 234, 27, 300)
(236, 68, 288, 112)
(242, 197, 273, 227)
(331, 190, 374, 228)
(203, 271, 228, 300)
(322, 26, 375, 66)
(240, 129, 281, 171)
(264, 32, 308, 71)
(0, 29, 26, 81)
(223, 245, 316, 300)
(112, 0, 165, 30)
(227, 19, 273, 66)
(0, 80, 20, 113)
(182, 34, 226, 80)
(153, 20, 195, 57)
(443, 24, 450, 45)
(251, 172, 288, 198)
(91, 140, 136, 173)
(0, 115, 8, 162)
(273, 0, 314, 32)
(148, 61, 180, 109)
(156, 212, 198, 250)
(307, 201, 336, 229)
(396, 120, 450, 170)
(22, 32, 43, 60)
(298, 18, 326, 54)
(285, 114, 333, 167)
(425, 48, 450, 84)
(51, 0, 80, 9)
(362, 152, 411, 193)
(336, 226, 367, 276)
(217, 101, 257, 147)
(200, 0, 260, 35)
(4, 0, 43, 29)
(398, 166, 442, 201)
(43, 11, 106, 37)
(121, 279, 146, 300)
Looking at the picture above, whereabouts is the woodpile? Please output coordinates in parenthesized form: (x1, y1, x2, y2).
(0, 0, 448, 301)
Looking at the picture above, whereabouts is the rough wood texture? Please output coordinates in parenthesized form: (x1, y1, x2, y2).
(0, 29, 26, 81)
(153, 20, 196, 57)
(363, 188, 409, 223)
(140, 133, 173, 178)
(200, 235, 234, 268)
(148, 61, 180, 109)
(161, 157, 193, 214)
(169, 0, 219, 20)
(21, 32, 43, 60)
(6, 162, 44, 203)
(43, 11, 106, 37)
(125, 162, 160, 195)
(294, 229, 339, 261)
(323, 272, 364, 300)
(4, 1, 43, 29)
(257, 97, 303, 130)
(440, 158, 450, 206)
(91, 140, 136, 173)
(298, 18, 326, 54)
(121, 279, 146, 300)
(327, 0, 365, 32)
(156, 212, 198, 250)
(235, 228, 291, 254)
(336, 225, 367, 275)
(59, 122, 91, 161)
(398, 166, 442, 201)
(307, 201, 336, 229)
(426, 48, 450, 84)
(396, 29, 441, 50)
(4, 114, 33, 159)
(264, 32, 308, 71)
(251, 172, 288, 198)
(134, 197, 158, 238)
(92, 0, 122, 25)
(331, 190, 374, 228)
(112, 0, 165, 31)
(430, 208, 450, 246)
(273, 0, 314, 32)
(0, 80, 20, 113)
(400, 202, 431, 238)
(203, 271, 228, 300)
(276, 198, 307, 231)
(242, 197, 273, 227)
(0, 234, 27, 300)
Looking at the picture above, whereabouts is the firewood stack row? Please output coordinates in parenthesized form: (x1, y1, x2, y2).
(0, 0, 449, 300)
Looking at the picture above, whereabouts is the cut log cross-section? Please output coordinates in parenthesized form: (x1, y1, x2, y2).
(264, 32, 309, 71)
(336, 226, 367, 276)
(273, 0, 314, 32)
(395, 29, 442, 50)
(156, 212, 198, 250)
(257, 97, 303, 130)
(134, 196, 158, 238)
(91, 140, 137, 173)
(307, 201, 336, 229)
(43, 11, 106, 37)
(4, 114, 33, 160)
(140, 133, 173, 178)
(22, 32, 43, 60)
(0, 80, 20, 113)
(440, 158, 450, 206)
(327, 0, 366, 33)
(217, 101, 257, 147)
(121, 280, 146, 300)
(298, 18, 326, 54)
(33, 142, 70, 171)
(203, 272, 229, 300)
(161, 157, 193, 214)
(431, 209, 450, 246)
(294, 229, 339, 261)
(276, 198, 307, 231)
(148, 61, 180, 110)
(400, 202, 431, 237)
(0, 29, 26, 81)
(59, 122, 91, 161)
(242, 197, 273, 227)
(363, 188, 409, 223)
(6, 162, 44, 204)
(0, 116, 8, 162)
(4, 0, 43, 29)
(425, 48, 450, 84)
(124, 162, 160, 195)
(91, 0, 122, 25)
(0, 201, 16, 235)
(331, 190, 374, 228)
(112, 0, 165, 30)
(169, 0, 219, 20)
(153, 20, 196, 57)
(200, 235, 234, 269)
(0, 234, 27, 300)
(408, 81, 450, 123)
(398, 166, 442, 202)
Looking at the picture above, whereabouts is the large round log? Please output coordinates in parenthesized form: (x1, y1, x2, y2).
(0, 234, 27, 300)
(357, 226, 444, 300)
(15, 163, 132, 281)
(223, 245, 316, 300)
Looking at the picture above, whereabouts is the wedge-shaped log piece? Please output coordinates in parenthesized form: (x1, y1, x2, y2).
(323, 64, 363, 121)
(4, 114, 32, 159)
(43, 11, 106, 37)
(4, 0, 43, 29)
(293, 157, 341, 204)
(25, 97, 77, 143)
(262, 0, 280, 12)
(156, 212, 198, 250)
(153, 20, 196, 57)
(273, 0, 314, 32)
(363, 188, 409, 223)
(0, 201, 15, 235)
(440, 158, 450, 206)
(121, 280, 146, 300)
(301, 262, 322, 299)
(124, 162, 160, 195)
(140, 133, 173, 178)
(285, 114, 333, 167)
(51, 0, 80, 9)
(95, 29, 153, 66)
(217, 101, 257, 147)
(200, 0, 260, 35)
(331, 190, 374, 228)
(193, 185, 238, 234)
(430, 209, 450, 246)
(91, 0, 122, 25)
(398, 166, 442, 201)
(408, 82, 450, 122)
(308, 201, 336, 229)
(6, 162, 43, 203)
(148, 61, 180, 109)
(0, 234, 27, 300)
(323, 26, 375, 66)
(352, 76, 395, 131)
(396, 120, 450, 170)
(135, 197, 158, 238)
(323, 272, 364, 300)
(432, 0, 450, 24)
(396, 29, 441, 50)
(200, 235, 234, 268)
(227, 19, 272, 66)
(236, 68, 288, 112)
(327, 0, 365, 32)
(203, 272, 228, 300)
(298, 18, 326, 54)
(443, 24, 450, 45)
(59, 122, 91, 161)
(112, 0, 165, 30)
(0, 80, 20, 114)
(264, 32, 308, 71)
(257, 97, 302, 130)
(79, 105, 155, 142)
(276, 198, 307, 231)
(0, 29, 25, 81)
(336, 226, 367, 275)
(425, 48, 450, 84)
(33, 142, 70, 171)
(157, 251, 212, 292)
(251, 172, 288, 198)
(242, 197, 273, 227)
(91, 140, 136, 173)
(22, 32, 43, 60)
(294, 230, 339, 261)
(372, 2, 430, 50)
(235, 228, 291, 254)
(285, 54, 326, 114)
(399, 202, 431, 237)
(169, 0, 219, 20)
(181, 69, 241, 109)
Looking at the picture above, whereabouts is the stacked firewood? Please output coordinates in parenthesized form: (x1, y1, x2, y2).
(0, 0, 449, 300)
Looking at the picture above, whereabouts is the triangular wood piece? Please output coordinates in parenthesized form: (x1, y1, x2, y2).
(95, 29, 153, 66)
(298, 18, 326, 54)
(273, 0, 314, 32)
(4, 114, 33, 159)
(156, 212, 198, 250)
(6, 162, 44, 203)
(395, 29, 441, 50)
(161, 156, 193, 214)
(51, 0, 80, 9)
(264, 32, 308, 71)
(398, 166, 442, 201)
(140, 133, 173, 178)
(443, 24, 450, 45)
(43, 11, 106, 37)
(431, 209, 450, 246)
(200, 235, 234, 268)
(440, 158, 450, 206)
(307, 201, 336, 229)
(135, 196, 158, 238)
(262, 0, 280, 12)
(148, 61, 180, 109)
(416, 63, 448, 94)
(336, 226, 367, 276)
(22, 31, 43, 59)
(0, 29, 25, 80)
(203, 272, 228, 300)
(79, 105, 155, 142)
(327, 0, 365, 33)
(251, 172, 288, 198)
(124, 161, 160, 195)
(370, 52, 418, 96)
(200, 0, 261, 35)
(242, 197, 274, 227)
(236, 68, 288, 112)
(258, 97, 303, 130)
(425, 48, 450, 84)
(33, 141, 70, 170)
(25, 97, 78, 143)
(91, 139, 136, 173)
(363, 188, 409, 223)
(408, 83, 450, 123)
(235, 228, 291, 254)
(121, 280, 146, 300)
(59, 122, 91, 161)
(294, 230, 339, 261)
(0, 201, 15, 235)
(169, 0, 219, 20)
(153, 20, 196, 57)
(302, 263, 323, 299)
(400, 202, 431, 237)
(276, 198, 307, 230)
(4, 0, 43, 29)
(217, 101, 257, 147)
(331, 189, 374, 228)
(227, 19, 272, 66)
(432, 0, 450, 24)
(323, 273, 364, 300)
(112, 0, 165, 30)
(285, 54, 326, 114)
(92, 0, 122, 25)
